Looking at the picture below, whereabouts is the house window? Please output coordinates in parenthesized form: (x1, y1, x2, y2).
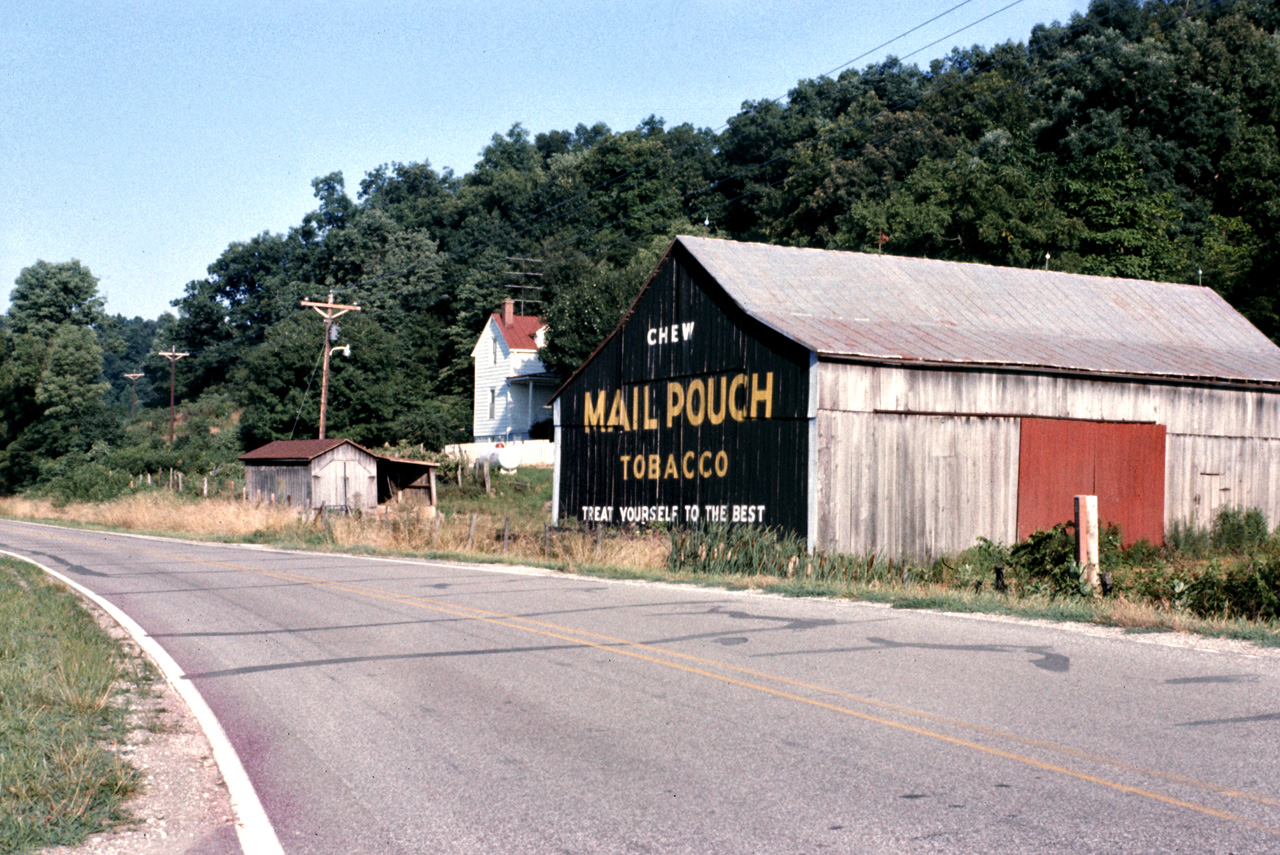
(492, 337, 499, 365)
(489, 388, 496, 420)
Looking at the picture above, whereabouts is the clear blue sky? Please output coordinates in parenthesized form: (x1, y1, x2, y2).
(1, 0, 1086, 321)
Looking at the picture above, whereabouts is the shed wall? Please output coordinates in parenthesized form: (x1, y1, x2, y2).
(311, 445, 378, 510)
(246, 464, 312, 507)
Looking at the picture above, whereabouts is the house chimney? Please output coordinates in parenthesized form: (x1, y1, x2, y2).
(503, 298, 514, 327)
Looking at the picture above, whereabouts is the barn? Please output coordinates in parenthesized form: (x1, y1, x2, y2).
(240, 438, 438, 512)
(550, 236, 1280, 559)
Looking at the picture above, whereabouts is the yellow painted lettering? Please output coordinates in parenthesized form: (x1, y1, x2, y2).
(619, 455, 631, 480)
(632, 387, 640, 433)
(707, 375, 727, 425)
(648, 454, 660, 479)
(682, 450, 696, 478)
(585, 390, 606, 433)
(643, 385, 658, 429)
(728, 374, 748, 422)
(667, 381, 685, 428)
(715, 450, 729, 477)
(632, 455, 646, 480)
(699, 451, 713, 477)
(607, 389, 631, 431)
(664, 454, 678, 479)
(751, 372, 774, 419)
(686, 378, 706, 426)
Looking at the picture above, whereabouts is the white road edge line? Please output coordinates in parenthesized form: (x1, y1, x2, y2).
(0, 549, 285, 855)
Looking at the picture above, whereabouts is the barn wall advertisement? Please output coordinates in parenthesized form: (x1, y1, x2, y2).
(552, 245, 811, 534)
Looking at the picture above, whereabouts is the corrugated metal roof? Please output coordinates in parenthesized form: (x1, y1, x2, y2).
(678, 236, 1280, 385)
(492, 313, 544, 351)
(239, 438, 367, 462)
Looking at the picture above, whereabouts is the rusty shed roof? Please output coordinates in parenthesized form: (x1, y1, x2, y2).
(677, 236, 1280, 385)
(239, 438, 368, 463)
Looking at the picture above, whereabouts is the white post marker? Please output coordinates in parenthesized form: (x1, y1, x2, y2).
(1074, 495, 1100, 592)
(1, 550, 284, 855)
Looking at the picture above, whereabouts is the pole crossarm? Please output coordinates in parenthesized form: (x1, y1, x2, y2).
(301, 295, 361, 320)
(123, 373, 145, 418)
(300, 293, 361, 440)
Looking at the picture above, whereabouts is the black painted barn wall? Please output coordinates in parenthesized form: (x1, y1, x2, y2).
(556, 243, 810, 534)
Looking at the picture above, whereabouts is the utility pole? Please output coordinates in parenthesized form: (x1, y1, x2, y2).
(123, 372, 144, 418)
(300, 292, 360, 439)
(157, 352, 188, 443)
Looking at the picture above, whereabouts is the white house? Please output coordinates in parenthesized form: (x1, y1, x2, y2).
(471, 299, 558, 442)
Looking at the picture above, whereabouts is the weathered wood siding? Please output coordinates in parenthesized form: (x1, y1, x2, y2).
(1167, 434, 1280, 530)
(246, 464, 312, 507)
(311, 445, 378, 510)
(815, 362, 1280, 554)
(817, 362, 1280, 436)
(555, 245, 811, 533)
(814, 411, 1019, 559)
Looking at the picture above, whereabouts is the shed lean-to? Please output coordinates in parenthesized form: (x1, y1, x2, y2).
(550, 236, 1280, 560)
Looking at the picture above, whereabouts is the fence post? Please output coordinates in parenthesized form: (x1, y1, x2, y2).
(467, 513, 477, 549)
(544, 523, 550, 558)
(503, 516, 510, 553)
(203, 476, 208, 497)
(1075, 494, 1100, 592)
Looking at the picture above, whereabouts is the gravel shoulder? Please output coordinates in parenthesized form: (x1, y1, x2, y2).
(39, 601, 241, 855)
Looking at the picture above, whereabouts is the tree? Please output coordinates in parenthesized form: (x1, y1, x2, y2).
(0, 261, 114, 490)
(7, 260, 105, 336)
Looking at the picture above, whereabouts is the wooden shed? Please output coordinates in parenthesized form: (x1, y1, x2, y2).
(240, 439, 438, 512)
(550, 236, 1280, 559)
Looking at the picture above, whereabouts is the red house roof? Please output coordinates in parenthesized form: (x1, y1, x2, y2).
(492, 313, 544, 350)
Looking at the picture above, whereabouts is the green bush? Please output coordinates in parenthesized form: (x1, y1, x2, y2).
(667, 524, 899, 585)
(34, 459, 134, 506)
(1210, 507, 1270, 553)
(1185, 557, 1280, 621)
(1009, 523, 1092, 597)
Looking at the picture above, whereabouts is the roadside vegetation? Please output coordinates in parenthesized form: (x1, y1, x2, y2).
(0, 557, 153, 852)
(3, 467, 1278, 647)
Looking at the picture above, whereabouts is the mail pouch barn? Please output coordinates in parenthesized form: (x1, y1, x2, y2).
(551, 236, 1280, 559)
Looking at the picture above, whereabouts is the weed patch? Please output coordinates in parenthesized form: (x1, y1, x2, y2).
(0, 558, 148, 851)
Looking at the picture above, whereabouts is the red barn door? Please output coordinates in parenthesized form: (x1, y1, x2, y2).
(1017, 418, 1166, 546)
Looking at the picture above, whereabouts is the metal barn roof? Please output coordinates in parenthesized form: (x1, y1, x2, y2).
(678, 236, 1280, 385)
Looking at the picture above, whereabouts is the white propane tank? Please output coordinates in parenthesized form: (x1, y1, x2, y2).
(496, 443, 522, 471)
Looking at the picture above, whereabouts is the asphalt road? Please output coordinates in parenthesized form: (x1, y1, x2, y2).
(4, 519, 1279, 854)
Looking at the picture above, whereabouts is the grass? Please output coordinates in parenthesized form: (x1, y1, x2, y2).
(0, 557, 153, 852)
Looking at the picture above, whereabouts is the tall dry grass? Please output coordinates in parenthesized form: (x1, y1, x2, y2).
(324, 506, 670, 571)
(0, 493, 299, 539)
(0, 493, 671, 572)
